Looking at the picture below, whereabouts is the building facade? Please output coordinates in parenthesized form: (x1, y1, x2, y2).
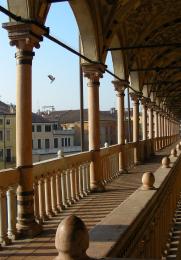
(0, 101, 16, 169)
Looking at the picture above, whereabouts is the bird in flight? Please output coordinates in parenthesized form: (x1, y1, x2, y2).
(48, 74, 55, 83)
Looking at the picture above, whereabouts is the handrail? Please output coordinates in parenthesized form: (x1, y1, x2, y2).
(0, 168, 19, 189)
(33, 150, 92, 178)
(87, 149, 181, 259)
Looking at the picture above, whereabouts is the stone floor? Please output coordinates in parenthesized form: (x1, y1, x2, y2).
(0, 142, 178, 260)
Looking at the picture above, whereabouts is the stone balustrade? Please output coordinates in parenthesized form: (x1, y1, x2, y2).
(54, 142, 181, 259)
(33, 151, 92, 223)
(0, 134, 179, 250)
(0, 168, 19, 245)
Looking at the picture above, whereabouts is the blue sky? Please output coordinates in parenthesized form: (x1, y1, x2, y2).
(0, 1, 120, 112)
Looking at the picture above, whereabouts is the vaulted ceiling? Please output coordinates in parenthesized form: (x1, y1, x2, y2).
(6, 0, 181, 118)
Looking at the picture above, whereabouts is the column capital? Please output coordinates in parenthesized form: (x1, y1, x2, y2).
(141, 97, 150, 106)
(130, 92, 140, 103)
(112, 79, 129, 95)
(147, 101, 155, 110)
(112, 79, 129, 94)
(2, 22, 46, 50)
(82, 63, 106, 82)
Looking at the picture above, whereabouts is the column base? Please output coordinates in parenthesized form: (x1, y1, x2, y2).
(16, 221, 42, 238)
(90, 182, 105, 193)
(119, 169, 129, 174)
(134, 161, 141, 166)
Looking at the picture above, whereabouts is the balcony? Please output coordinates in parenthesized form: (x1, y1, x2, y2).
(0, 136, 181, 259)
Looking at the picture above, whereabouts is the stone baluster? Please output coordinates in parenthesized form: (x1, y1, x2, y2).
(56, 170, 64, 211)
(7, 186, 18, 240)
(44, 174, 54, 217)
(86, 163, 91, 193)
(79, 166, 84, 198)
(0, 189, 11, 245)
(66, 169, 73, 205)
(33, 178, 40, 223)
(70, 167, 76, 203)
(50, 173, 59, 214)
(82, 164, 88, 196)
(61, 171, 68, 208)
(75, 165, 81, 200)
(38, 177, 48, 221)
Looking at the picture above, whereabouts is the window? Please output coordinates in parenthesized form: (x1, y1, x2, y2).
(0, 131, 3, 141)
(53, 124, 58, 130)
(32, 140, 34, 149)
(0, 149, 3, 160)
(38, 139, 41, 149)
(0, 119, 3, 125)
(6, 149, 11, 162)
(45, 125, 51, 132)
(6, 119, 10, 125)
(45, 139, 50, 149)
(65, 138, 67, 147)
(6, 130, 10, 141)
(37, 125, 42, 132)
(68, 138, 70, 146)
(32, 125, 35, 132)
(54, 138, 58, 148)
(61, 138, 64, 147)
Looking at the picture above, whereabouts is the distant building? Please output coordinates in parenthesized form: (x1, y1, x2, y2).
(32, 113, 80, 162)
(41, 108, 118, 150)
(0, 101, 16, 169)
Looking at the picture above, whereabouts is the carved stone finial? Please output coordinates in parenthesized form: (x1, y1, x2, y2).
(54, 215, 90, 260)
(104, 142, 109, 148)
(162, 157, 170, 168)
(141, 172, 155, 190)
(176, 144, 181, 151)
(170, 148, 177, 157)
(57, 150, 64, 158)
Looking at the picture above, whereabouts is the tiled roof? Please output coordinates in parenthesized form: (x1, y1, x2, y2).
(0, 101, 10, 114)
(32, 113, 52, 123)
(41, 109, 117, 123)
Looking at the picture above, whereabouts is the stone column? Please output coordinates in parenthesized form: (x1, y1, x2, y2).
(154, 109, 159, 150)
(161, 113, 164, 147)
(112, 79, 128, 174)
(141, 98, 148, 141)
(130, 93, 140, 165)
(148, 104, 154, 139)
(82, 63, 105, 192)
(158, 111, 162, 149)
(3, 22, 46, 237)
(148, 102, 154, 155)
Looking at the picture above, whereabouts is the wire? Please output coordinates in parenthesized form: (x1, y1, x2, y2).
(0, 5, 138, 94)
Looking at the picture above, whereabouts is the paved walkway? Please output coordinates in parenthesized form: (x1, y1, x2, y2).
(0, 142, 178, 260)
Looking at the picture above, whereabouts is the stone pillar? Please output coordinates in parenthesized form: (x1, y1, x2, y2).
(158, 111, 161, 149)
(161, 113, 164, 147)
(148, 104, 154, 139)
(3, 22, 46, 237)
(141, 98, 148, 141)
(148, 102, 154, 155)
(112, 79, 128, 174)
(154, 109, 159, 150)
(130, 93, 140, 165)
(165, 115, 168, 146)
(82, 63, 105, 192)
